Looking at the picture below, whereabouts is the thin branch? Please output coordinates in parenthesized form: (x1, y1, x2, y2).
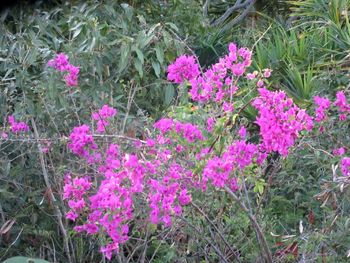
(191, 201, 242, 262)
(31, 118, 73, 263)
(220, 0, 257, 33)
(0, 134, 146, 144)
(210, 0, 246, 27)
(179, 216, 229, 263)
(203, 0, 211, 17)
(122, 82, 138, 134)
(224, 186, 273, 263)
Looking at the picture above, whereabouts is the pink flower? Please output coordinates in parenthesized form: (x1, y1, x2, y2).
(247, 71, 257, 80)
(178, 189, 191, 206)
(47, 53, 69, 71)
(257, 79, 264, 88)
(333, 147, 345, 156)
(223, 102, 234, 113)
(66, 211, 79, 221)
(68, 124, 97, 158)
(341, 157, 350, 176)
(339, 114, 347, 121)
(154, 118, 174, 134)
(177, 43, 252, 104)
(203, 157, 233, 188)
(8, 115, 29, 133)
(224, 140, 258, 169)
(207, 117, 215, 132)
(263, 68, 272, 78)
(64, 65, 80, 87)
(334, 91, 350, 120)
(146, 139, 155, 147)
(238, 126, 247, 139)
(252, 88, 313, 156)
(92, 105, 117, 133)
(167, 55, 200, 83)
(314, 96, 330, 122)
(1, 132, 8, 139)
(48, 53, 79, 86)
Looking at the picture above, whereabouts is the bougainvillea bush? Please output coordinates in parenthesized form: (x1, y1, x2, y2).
(2, 38, 350, 261)
(34, 43, 349, 261)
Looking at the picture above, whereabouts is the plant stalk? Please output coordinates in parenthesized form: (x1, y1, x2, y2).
(224, 186, 273, 263)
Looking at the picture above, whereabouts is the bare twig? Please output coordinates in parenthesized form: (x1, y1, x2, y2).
(224, 186, 273, 263)
(31, 118, 73, 263)
(219, 0, 257, 33)
(210, 0, 245, 27)
(148, 228, 172, 262)
(0, 228, 24, 261)
(203, 0, 211, 17)
(139, 227, 149, 263)
(0, 134, 146, 144)
(122, 82, 138, 134)
(191, 201, 242, 262)
(179, 216, 229, 263)
(0, 202, 5, 223)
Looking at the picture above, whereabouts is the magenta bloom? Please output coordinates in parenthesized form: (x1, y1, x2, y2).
(341, 157, 350, 176)
(154, 118, 174, 134)
(92, 105, 117, 133)
(47, 53, 69, 71)
(263, 68, 272, 78)
(253, 88, 313, 156)
(333, 147, 345, 156)
(48, 53, 79, 86)
(334, 91, 350, 119)
(238, 126, 247, 139)
(8, 115, 29, 133)
(314, 96, 330, 122)
(167, 55, 200, 84)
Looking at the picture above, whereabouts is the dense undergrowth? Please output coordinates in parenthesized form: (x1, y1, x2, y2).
(0, 0, 350, 262)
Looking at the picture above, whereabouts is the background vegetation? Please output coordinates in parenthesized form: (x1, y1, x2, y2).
(1, 0, 349, 262)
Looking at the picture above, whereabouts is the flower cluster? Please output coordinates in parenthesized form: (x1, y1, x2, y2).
(202, 140, 261, 191)
(64, 105, 199, 259)
(63, 174, 92, 221)
(8, 115, 29, 133)
(224, 140, 261, 169)
(314, 96, 330, 122)
(92, 105, 117, 133)
(203, 157, 233, 188)
(48, 53, 79, 86)
(253, 88, 313, 156)
(154, 118, 204, 143)
(148, 162, 192, 227)
(334, 91, 350, 120)
(167, 55, 200, 84)
(189, 43, 252, 103)
(67, 124, 97, 161)
(62, 43, 350, 261)
(333, 147, 345, 156)
(340, 157, 350, 176)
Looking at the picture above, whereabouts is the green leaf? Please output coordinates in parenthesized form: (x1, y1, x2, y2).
(135, 48, 144, 64)
(118, 43, 131, 73)
(152, 60, 161, 77)
(134, 57, 143, 78)
(155, 45, 164, 64)
(72, 26, 83, 40)
(164, 85, 174, 105)
(165, 22, 179, 32)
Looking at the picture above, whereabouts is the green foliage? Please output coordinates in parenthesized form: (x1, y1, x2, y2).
(1, 0, 350, 262)
(0, 0, 204, 262)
